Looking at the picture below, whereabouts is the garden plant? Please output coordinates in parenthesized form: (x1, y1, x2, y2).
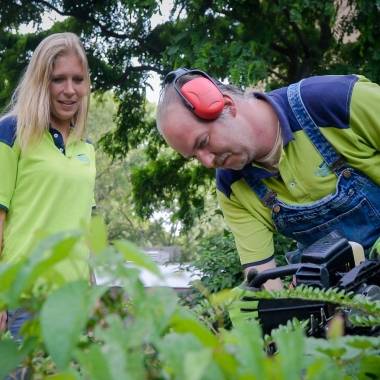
(1, 217, 379, 379)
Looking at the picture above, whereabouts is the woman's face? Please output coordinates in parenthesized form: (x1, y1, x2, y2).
(49, 52, 87, 126)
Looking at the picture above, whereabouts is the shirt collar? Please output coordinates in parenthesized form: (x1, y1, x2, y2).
(49, 127, 66, 154)
(252, 91, 294, 146)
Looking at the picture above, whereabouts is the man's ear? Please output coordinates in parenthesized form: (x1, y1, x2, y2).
(223, 94, 237, 117)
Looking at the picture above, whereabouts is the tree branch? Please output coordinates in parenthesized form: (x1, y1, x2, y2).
(267, 68, 288, 82)
(282, 8, 310, 57)
(116, 64, 165, 86)
(270, 42, 293, 57)
(34, 0, 132, 39)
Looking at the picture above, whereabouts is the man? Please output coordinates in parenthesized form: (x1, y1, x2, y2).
(157, 68, 380, 291)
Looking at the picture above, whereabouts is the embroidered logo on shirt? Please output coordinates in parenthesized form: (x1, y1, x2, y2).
(314, 161, 331, 177)
(75, 154, 90, 164)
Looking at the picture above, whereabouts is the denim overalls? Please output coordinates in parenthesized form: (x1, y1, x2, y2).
(243, 81, 380, 251)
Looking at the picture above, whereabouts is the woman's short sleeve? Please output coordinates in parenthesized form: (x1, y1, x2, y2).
(0, 116, 19, 211)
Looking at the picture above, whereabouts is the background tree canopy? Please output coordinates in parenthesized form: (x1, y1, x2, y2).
(1, 0, 379, 230)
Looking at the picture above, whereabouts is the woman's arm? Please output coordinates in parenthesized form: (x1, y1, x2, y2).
(0, 209, 7, 331)
(0, 208, 6, 255)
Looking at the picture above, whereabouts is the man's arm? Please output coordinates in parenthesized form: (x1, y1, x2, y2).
(217, 190, 283, 289)
(0, 209, 7, 331)
(349, 77, 380, 152)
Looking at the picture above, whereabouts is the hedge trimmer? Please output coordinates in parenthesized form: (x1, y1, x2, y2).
(241, 231, 380, 337)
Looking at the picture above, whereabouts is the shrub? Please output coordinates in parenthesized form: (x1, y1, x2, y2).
(191, 230, 296, 293)
(192, 230, 244, 293)
(0, 218, 379, 379)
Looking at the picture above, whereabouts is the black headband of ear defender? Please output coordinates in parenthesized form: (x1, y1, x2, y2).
(163, 68, 225, 120)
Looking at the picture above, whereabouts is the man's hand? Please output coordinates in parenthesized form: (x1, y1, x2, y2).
(0, 311, 7, 332)
(227, 263, 285, 327)
(244, 260, 284, 291)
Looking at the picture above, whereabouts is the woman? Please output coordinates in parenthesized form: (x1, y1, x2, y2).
(0, 33, 96, 340)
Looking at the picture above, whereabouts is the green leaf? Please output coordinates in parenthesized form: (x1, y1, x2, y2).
(94, 315, 145, 380)
(40, 281, 94, 370)
(272, 324, 305, 380)
(75, 344, 114, 380)
(0, 340, 27, 378)
(159, 333, 206, 378)
(358, 355, 380, 379)
(86, 216, 108, 254)
(224, 321, 266, 378)
(114, 239, 161, 276)
(10, 232, 81, 302)
(347, 336, 380, 350)
(184, 348, 213, 380)
(305, 357, 343, 380)
(131, 287, 179, 340)
(0, 261, 23, 306)
(170, 312, 219, 348)
(44, 370, 80, 380)
(167, 45, 179, 55)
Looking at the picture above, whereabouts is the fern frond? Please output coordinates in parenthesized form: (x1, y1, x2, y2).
(250, 286, 380, 322)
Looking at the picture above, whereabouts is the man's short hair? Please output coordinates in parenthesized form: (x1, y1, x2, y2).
(156, 72, 243, 133)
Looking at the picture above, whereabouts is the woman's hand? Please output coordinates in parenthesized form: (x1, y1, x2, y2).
(0, 311, 7, 332)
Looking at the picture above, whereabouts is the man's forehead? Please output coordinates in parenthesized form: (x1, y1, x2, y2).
(161, 104, 205, 155)
(162, 104, 197, 133)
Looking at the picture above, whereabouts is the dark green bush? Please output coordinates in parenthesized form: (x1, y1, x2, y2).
(192, 230, 243, 293)
(1, 218, 379, 379)
(191, 230, 296, 293)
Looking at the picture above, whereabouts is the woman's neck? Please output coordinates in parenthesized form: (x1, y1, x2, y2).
(50, 118, 71, 144)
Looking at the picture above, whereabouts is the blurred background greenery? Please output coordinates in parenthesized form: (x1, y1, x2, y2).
(1, 0, 378, 281)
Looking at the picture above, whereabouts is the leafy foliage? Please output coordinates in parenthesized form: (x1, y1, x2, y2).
(88, 94, 178, 245)
(252, 285, 380, 328)
(0, 222, 379, 379)
(192, 230, 244, 293)
(1, 1, 380, 227)
(190, 229, 296, 295)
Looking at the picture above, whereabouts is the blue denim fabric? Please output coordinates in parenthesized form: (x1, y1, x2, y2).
(243, 81, 380, 250)
(7, 309, 31, 343)
(4, 309, 32, 380)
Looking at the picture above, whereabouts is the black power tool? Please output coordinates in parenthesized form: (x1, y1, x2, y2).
(242, 231, 380, 336)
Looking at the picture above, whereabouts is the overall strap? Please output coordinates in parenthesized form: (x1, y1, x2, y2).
(241, 166, 278, 208)
(287, 81, 346, 174)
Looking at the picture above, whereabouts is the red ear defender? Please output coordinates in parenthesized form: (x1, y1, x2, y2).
(180, 77, 225, 120)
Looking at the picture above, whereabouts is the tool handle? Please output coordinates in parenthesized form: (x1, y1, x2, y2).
(248, 264, 300, 288)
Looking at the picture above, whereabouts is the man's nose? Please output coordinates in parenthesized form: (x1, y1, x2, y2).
(196, 150, 215, 168)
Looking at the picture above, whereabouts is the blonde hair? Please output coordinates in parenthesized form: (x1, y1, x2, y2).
(4, 32, 90, 150)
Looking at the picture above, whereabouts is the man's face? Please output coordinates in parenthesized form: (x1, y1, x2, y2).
(160, 102, 260, 170)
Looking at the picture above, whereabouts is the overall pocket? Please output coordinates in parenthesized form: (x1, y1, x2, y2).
(291, 197, 380, 248)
